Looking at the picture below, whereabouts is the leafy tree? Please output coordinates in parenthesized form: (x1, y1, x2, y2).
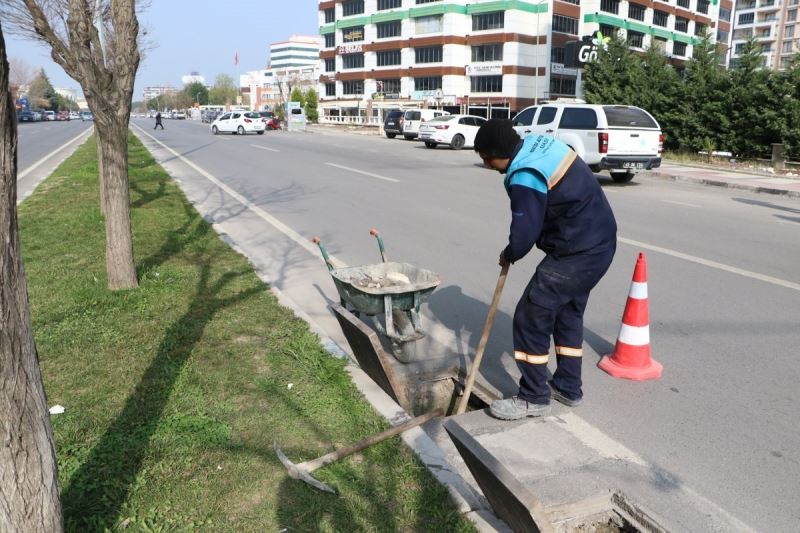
(641, 45, 681, 147)
(725, 37, 780, 158)
(304, 87, 319, 121)
(773, 53, 800, 159)
(27, 68, 57, 110)
(289, 86, 305, 106)
(208, 74, 237, 105)
(182, 81, 208, 105)
(582, 34, 645, 106)
(674, 32, 730, 153)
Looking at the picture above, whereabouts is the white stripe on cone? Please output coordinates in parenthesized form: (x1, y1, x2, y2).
(617, 323, 650, 346)
(628, 281, 648, 300)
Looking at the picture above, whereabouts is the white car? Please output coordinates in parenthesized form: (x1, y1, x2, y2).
(211, 111, 266, 135)
(69, 111, 80, 120)
(418, 115, 487, 150)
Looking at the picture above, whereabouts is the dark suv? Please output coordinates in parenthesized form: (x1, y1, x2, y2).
(383, 110, 404, 139)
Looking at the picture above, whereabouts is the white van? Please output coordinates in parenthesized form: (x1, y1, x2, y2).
(402, 109, 450, 140)
(43, 110, 56, 121)
(511, 103, 662, 183)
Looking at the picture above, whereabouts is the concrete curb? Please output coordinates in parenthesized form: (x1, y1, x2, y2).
(648, 170, 800, 199)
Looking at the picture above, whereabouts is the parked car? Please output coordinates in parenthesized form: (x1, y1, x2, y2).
(18, 110, 36, 122)
(401, 109, 450, 140)
(383, 109, 404, 138)
(69, 111, 80, 120)
(511, 102, 663, 183)
(43, 110, 56, 121)
(418, 115, 487, 150)
(57, 110, 70, 121)
(81, 111, 93, 121)
(31, 111, 42, 121)
(210, 111, 266, 135)
(171, 111, 186, 119)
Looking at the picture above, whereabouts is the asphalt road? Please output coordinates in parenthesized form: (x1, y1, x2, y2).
(122, 118, 799, 530)
(16, 119, 93, 202)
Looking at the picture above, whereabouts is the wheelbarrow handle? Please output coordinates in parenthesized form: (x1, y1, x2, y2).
(369, 228, 388, 263)
(311, 236, 335, 272)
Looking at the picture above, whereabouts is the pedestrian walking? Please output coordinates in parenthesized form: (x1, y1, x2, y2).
(154, 111, 164, 130)
(473, 119, 617, 420)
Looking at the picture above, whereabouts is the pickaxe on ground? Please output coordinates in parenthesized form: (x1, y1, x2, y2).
(274, 408, 444, 494)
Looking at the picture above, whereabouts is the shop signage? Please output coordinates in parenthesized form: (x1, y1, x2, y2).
(551, 62, 578, 76)
(338, 43, 363, 54)
(465, 63, 503, 76)
(564, 31, 610, 68)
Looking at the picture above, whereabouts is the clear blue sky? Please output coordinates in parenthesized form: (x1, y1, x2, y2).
(4, 0, 319, 101)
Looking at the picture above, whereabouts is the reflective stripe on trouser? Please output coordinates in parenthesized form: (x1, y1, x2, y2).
(513, 294, 588, 403)
(512, 249, 614, 404)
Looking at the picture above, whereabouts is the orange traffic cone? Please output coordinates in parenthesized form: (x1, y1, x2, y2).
(598, 252, 662, 380)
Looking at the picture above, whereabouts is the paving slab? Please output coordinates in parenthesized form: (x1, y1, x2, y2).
(433, 409, 757, 533)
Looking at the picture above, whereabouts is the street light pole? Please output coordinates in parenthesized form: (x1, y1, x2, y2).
(534, 0, 549, 105)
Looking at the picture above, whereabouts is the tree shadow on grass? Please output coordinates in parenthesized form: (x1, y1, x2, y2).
(60, 236, 264, 530)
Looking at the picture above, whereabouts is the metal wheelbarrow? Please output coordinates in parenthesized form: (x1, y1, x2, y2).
(312, 229, 441, 362)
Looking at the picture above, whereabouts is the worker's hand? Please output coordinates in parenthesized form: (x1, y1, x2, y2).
(498, 250, 510, 268)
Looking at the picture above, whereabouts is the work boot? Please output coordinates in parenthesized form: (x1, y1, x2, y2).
(548, 381, 583, 407)
(489, 396, 551, 420)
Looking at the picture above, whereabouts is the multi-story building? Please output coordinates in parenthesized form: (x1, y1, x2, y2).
(270, 35, 322, 69)
(243, 35, 323, 111)
(581, 0, 732, 66)
(181, 72, 206, 85)
(142, 86, 177, 103)
(317, 0, 731, 120)
(730, 0, 798, 69)
(317, 0, 554, 120)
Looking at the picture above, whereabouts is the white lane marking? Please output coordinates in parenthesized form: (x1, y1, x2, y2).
(619, 237, 800, 292)
(324, 162, 399, 183)
(662, 199, 702, 208)
(131, 123, 346, 268)
(18, 126, 93, 179)
(250, 144, 280, 152)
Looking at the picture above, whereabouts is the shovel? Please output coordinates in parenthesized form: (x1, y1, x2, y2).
(275, 408, 443, 494)
(456, 263, 509, 415)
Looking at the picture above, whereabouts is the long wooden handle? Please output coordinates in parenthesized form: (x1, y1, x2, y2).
(456, 263, 509, 415)
(300, 408, 444, 473)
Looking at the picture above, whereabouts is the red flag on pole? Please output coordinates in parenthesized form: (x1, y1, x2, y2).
(234, 50, 239, 66)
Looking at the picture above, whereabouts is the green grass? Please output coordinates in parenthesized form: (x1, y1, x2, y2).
(19, 134, 475, 533)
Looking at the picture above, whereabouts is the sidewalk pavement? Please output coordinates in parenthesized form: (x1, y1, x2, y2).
(308, 124, 800, 199)
(652, 161, 800, 198)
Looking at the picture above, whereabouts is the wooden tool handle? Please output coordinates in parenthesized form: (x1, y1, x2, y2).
(456, 263, 509, 415)
(301, 409, 443, 473)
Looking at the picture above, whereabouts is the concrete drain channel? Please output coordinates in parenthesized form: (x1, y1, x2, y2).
(331, 303, 667, 533)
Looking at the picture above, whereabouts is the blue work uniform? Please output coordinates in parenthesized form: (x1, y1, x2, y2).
(503, 135, 617, 404)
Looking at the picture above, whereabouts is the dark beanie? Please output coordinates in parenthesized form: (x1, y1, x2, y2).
(473, 118, 521, 158)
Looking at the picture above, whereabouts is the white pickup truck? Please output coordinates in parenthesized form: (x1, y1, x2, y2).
(511, 103, 663, 183)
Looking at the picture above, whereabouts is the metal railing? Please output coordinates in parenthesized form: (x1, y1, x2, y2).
(319, 115, 384, 126)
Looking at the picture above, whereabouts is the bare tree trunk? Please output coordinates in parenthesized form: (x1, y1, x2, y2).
(93, 118, 136, 289)
(0, 25, 64, 533)
(96, 133, 107, 216)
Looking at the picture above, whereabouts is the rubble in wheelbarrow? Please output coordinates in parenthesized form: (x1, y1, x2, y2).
(353, 271, 412, 290)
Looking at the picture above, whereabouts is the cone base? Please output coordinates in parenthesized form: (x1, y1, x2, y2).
(598, 354, 663, 381)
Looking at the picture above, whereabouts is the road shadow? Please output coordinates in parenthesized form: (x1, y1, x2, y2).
(61, 218, 263, 530)
(733, 197, 800, 214)
(594, 173, 642, 188)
